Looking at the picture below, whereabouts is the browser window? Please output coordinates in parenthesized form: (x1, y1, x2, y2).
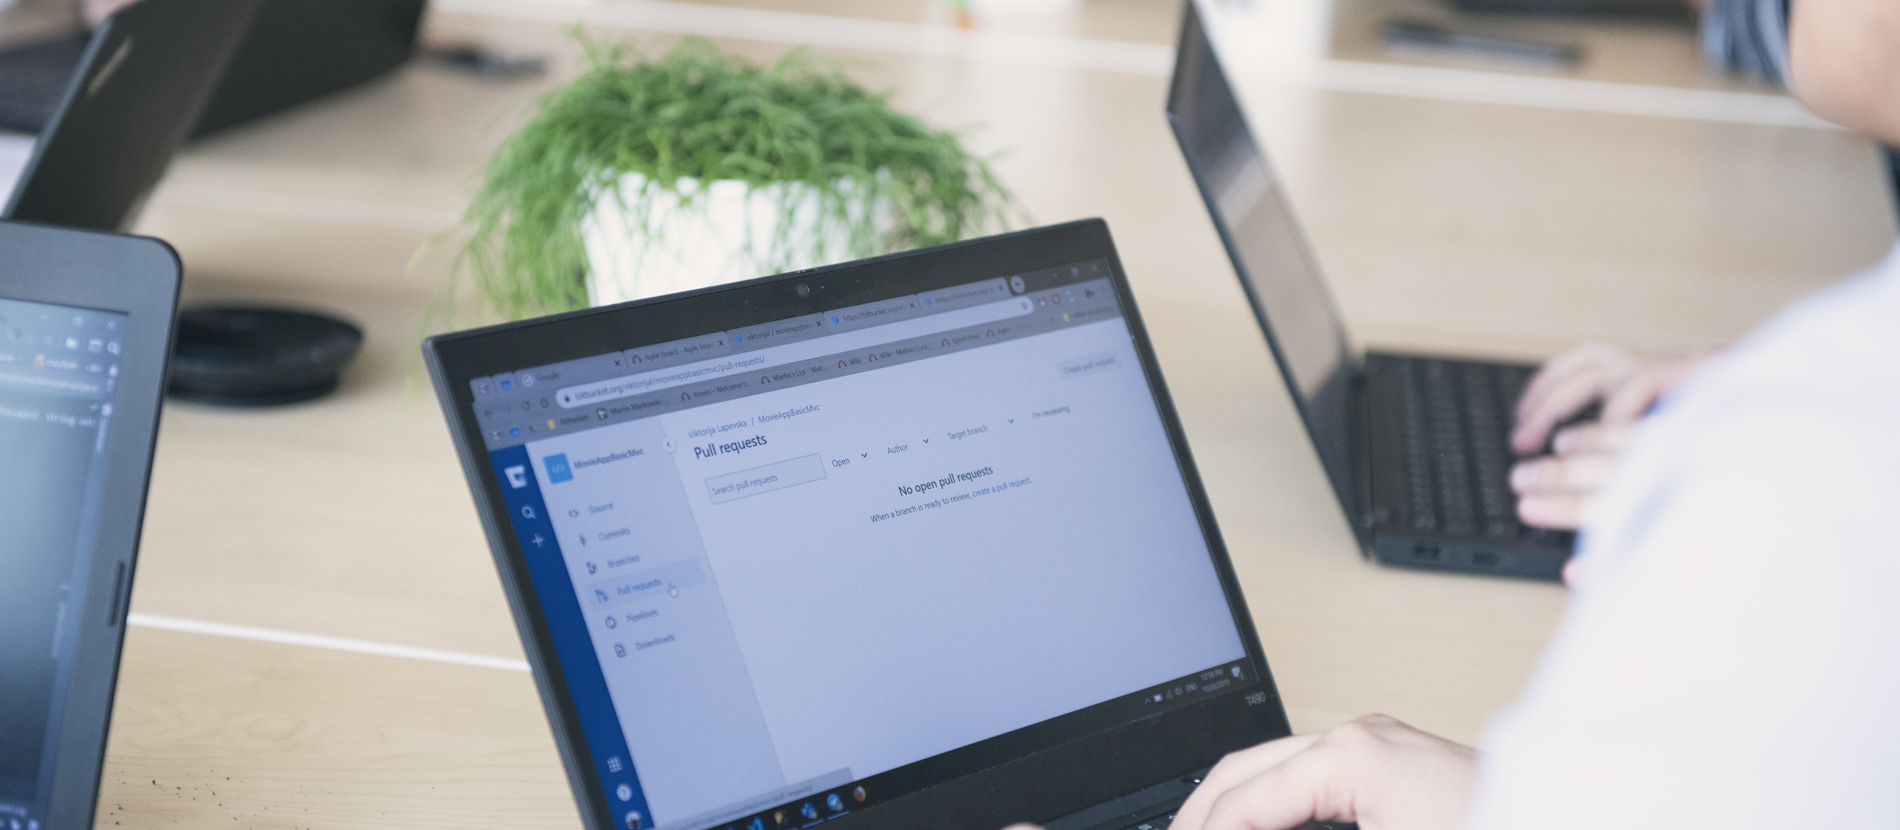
(470, 261, 1251, 830)
(0, 297, 126, 830)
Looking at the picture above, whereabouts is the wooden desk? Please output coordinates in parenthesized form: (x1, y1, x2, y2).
(100, 0, 1896, 826)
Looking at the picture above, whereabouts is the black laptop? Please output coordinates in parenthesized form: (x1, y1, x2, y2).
(0, 0, 425, 139)
(0, 0, 260, 232)
(1166, 4, 1573, 581)
(426, 220, 1357, 830)
(0, 220, 182, 830)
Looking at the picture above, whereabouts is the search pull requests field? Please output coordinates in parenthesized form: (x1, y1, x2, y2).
(706, 453, 827, 504)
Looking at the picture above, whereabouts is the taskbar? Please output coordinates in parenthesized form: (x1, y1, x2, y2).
(683, 658, 1257, 830)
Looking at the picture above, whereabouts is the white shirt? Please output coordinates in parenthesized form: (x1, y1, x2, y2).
(1463, 241, 1900, 828)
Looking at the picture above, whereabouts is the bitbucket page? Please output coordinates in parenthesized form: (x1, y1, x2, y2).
(473, 264, 1246, 830)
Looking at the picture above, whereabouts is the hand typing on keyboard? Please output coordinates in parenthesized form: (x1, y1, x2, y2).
(1508, 343, 1712, 536)
(1163, 715, 1471, 830)
(998, 716, 1469, 830)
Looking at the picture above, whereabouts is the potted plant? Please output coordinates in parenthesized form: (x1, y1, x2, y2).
(443, 36, 1019, 322)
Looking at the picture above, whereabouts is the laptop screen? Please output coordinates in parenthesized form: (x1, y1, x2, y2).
(1165, 6, 1360, 523)
(466, 260, 1253, 830)
(0, 297, 128, 827)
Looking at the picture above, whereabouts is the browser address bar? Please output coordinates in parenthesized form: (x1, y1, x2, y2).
(556, 295, 1036, 409)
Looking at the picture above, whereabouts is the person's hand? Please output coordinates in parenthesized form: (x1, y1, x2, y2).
(1509, 344, 1710, 530)
(1176, 715, 1473, 830)
(1003, 715, 1474, 830)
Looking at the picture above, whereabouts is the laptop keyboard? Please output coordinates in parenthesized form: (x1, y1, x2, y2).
(0, 36, 87, 133)
(1395, 356, 1550, 541)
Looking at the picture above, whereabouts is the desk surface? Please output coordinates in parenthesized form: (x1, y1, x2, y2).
(100, 0, 1895, 826)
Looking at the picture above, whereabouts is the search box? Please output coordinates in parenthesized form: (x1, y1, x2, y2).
(706, 454, 827, 504)
(556, 295, 1035, 408)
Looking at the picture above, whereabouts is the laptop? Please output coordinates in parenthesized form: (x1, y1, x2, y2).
(426, 220, 1351, 830)
(0, 220, 183, 830)
(0, 0, 425, 139)
(1165, 4, 1575, 581)
(0, 0, 261, 231)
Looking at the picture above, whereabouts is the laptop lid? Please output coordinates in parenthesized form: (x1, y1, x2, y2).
(0, 220, 181, 830)
(2, 0, 260, 231)
(1164, 3, 1365, 543)
(425, 220, 1292, 830)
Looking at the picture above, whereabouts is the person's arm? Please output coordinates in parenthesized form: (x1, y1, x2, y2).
(1008, 383, 1900, 830)
(1469, 400, 1900, 828)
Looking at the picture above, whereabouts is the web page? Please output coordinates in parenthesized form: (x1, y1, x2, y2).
(0, 298, 126, 830)
(480, 267, 1248, 830)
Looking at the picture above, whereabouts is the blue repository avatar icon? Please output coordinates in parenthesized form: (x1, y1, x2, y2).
(543, 453, 573, 483)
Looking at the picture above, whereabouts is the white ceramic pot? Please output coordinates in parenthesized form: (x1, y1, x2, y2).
(581, 173, 885, 307)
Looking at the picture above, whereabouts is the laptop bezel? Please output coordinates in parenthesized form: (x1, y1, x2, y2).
(424, 219, 1295, 830)
(0, 220, 181, 829)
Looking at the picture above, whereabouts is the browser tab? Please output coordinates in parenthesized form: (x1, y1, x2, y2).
(730, 313, 826, 351)
(821, 295, 922, 332)
(521, 353, 629, 390)
(624, 332, 733, 370)
(919, 278, 1011, 313)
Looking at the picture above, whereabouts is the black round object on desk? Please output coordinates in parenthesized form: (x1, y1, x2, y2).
(169, 307, 363, 406)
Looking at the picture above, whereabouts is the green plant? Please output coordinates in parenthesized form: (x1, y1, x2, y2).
(441, 34, 1020, 324)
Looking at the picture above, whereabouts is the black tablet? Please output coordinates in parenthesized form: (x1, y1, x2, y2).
(425, 220, 1295, 830)
(0, 221, 180, 830)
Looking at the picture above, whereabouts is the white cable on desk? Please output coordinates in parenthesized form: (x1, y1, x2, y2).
(127, 612, 532, 672)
